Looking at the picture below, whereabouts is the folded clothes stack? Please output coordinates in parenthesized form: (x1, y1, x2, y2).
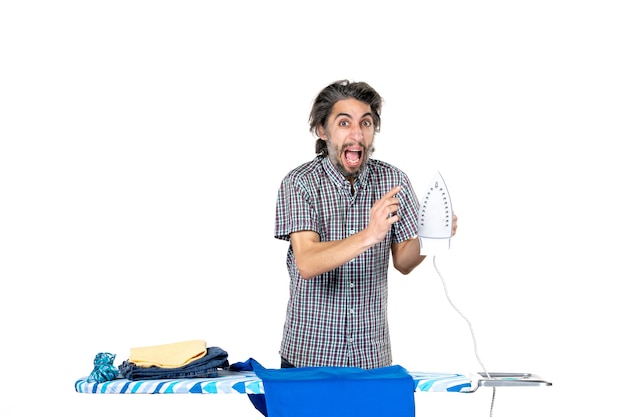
(118, 340, 229, 381)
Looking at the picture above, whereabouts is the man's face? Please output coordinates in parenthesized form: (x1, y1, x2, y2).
(319, 98, 376, 180)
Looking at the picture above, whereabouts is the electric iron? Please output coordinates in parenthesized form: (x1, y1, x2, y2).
(416, 171, 453, 255)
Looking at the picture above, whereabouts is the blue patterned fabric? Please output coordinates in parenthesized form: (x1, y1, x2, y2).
(87, 352, 119, 383)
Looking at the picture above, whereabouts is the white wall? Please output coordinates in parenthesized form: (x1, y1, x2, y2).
(1, 1, 624, 416)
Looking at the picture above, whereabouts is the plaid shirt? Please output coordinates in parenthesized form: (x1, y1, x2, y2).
(275, 156, 421, 369)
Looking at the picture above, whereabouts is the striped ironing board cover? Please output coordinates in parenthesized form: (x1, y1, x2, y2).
(75, 370, 475, 394)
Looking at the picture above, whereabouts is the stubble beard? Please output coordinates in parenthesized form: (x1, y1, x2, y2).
(326, 135, 375, 181)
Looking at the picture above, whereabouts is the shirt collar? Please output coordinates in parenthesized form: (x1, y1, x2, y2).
(321, 156, 370, 193)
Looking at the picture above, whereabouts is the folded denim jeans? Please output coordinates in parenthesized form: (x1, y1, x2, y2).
(119, 346, 229, 381)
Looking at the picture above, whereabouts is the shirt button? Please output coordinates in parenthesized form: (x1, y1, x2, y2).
(349, 283, 355, 288)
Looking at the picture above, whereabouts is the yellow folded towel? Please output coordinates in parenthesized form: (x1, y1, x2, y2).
(130, 339, 207, 368)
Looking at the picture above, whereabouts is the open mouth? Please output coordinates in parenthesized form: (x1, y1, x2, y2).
(344, 149, 362, 167)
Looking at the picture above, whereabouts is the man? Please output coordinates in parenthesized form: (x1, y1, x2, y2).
(274, 80, 457, 369)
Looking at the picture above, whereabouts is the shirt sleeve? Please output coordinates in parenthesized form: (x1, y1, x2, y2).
(274, 174, 318, 241)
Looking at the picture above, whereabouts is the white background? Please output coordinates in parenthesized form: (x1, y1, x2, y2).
(1, 1, 624, 416)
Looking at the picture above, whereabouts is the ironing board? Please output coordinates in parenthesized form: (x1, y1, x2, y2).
(74, 370, 550, 395)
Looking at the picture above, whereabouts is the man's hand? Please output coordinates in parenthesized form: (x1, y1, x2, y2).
(367, 185, 401, 244)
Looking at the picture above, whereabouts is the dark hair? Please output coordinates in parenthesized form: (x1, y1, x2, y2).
(309, 80, 383, 156)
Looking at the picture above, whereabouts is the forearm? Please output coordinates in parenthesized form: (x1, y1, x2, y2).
(292, 230, 378, 280)
(391, 236, 426, 275)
